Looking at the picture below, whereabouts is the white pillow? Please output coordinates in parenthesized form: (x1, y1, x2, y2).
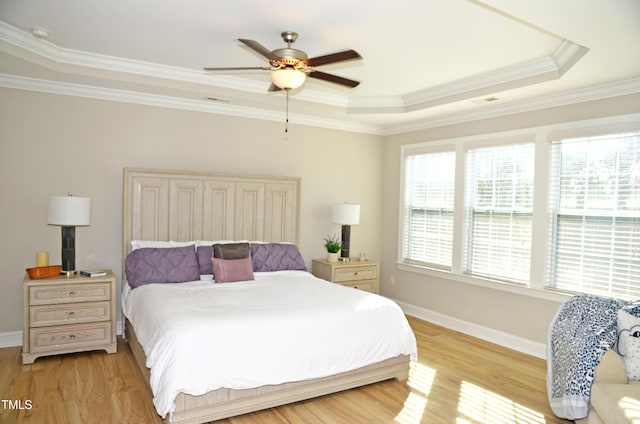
(130, 240, 194, 251)
(616, 310, 640, 357)
(193, 240, 291, 246)
(624, 334, 640, 380)
(194, 240, 243, 247)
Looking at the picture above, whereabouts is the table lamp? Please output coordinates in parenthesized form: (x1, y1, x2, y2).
(48, 193, 90, 276)
(332, 203, 360, 261)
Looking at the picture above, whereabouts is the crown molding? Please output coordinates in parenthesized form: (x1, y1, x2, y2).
(3, 72, 637, 138)
(0, 21, 348, 105)
(381, 77, 640, 135)
(349, 39, 589, 114)
(0, 21, 271, 93)
(0, 20, 62, 60)
(0, 20, 589, 117)
(0, 73, 382, 134)
(553, 39, 589, 76)
(1, 20, 635, 137)
(402, 55, 558, 109)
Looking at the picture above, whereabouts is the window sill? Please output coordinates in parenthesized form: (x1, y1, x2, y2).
(396, 262, 572, 303)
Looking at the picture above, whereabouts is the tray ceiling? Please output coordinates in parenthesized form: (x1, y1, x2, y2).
(0, 0, 639, 134)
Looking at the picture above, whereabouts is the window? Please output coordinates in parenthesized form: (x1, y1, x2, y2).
(464, 143, 535, 283)
(398, 116, 640, 301)
(548, 132, 640, 298)
(401, 150, 456, 269)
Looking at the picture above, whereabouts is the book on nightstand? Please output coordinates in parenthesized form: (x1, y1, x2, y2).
(79, 270, 107, 277)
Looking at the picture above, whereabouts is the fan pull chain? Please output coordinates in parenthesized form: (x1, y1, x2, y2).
(285, 89, 290, 136)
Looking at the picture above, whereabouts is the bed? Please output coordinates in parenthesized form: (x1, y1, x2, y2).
(121, 168, 417, 424)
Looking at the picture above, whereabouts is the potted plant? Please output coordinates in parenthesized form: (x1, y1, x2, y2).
(323, 235, 341, 262)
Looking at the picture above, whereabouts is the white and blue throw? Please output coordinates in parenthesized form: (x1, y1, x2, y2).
(547, 294, 628, 420)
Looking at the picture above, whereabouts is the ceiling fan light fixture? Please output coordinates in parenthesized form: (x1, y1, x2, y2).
(271, 68, 306, 90)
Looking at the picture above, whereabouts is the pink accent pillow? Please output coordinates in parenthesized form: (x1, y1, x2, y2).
(211, 257, 254, 283)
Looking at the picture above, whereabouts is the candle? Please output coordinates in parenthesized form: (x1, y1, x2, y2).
(36, 251, 49, 267)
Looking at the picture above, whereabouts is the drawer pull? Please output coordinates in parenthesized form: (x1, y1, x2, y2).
(69, 335, 75, 340)
(68, 312, 75, 317)
(69, 291, 76, 296)
(354, 272, 359, 276)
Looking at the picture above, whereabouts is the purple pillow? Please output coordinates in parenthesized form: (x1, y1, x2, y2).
(125, 245, 200, 289)
(212, 257, 254, 283)
(250, 243, 307, 272)
(196, 245, 213, 275)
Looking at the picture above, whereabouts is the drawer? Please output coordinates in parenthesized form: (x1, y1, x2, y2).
(30, 283, 111, 305)
(29, 321, 112, 353)
(30, 301, 111, 327)
(334, 266, 377, 282)
(339, 279, 377, 293)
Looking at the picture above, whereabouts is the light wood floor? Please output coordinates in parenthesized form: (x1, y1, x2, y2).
(0, 316, 572, 424)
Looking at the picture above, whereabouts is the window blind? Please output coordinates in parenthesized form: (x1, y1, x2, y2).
(464, 143, 535, 283)
(402, 151, 456, 269)
(548, 132, 640, 298)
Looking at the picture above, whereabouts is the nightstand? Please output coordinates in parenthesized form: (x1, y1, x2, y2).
(312, 259, 379, 293)
(22, 270, 117, 364)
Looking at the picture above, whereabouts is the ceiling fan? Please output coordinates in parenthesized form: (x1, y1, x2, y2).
(204, 31, 362, 91)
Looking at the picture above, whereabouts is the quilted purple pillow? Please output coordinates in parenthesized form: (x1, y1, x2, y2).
(196, 245, 213, 275)
(250, 243, 307, 272)
(212, 257, 254, 283)
(125, 245, 200, 289)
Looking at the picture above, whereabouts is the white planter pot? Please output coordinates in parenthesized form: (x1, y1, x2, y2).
(326, 252, 339, 262)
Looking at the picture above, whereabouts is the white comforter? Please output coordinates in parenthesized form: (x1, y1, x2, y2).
(122, 270, 417, 418)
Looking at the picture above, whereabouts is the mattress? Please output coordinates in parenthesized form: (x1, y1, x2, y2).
(122, 270, 417, 418)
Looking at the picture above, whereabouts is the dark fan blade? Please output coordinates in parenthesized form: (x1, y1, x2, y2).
(306, 49, 361, 67)
(308, 70, 360, 88)
(203, 66, 271, 71)
(238, 39, 279, 61)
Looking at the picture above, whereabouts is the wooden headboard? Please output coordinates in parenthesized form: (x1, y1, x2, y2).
(122, 168, 300, 280)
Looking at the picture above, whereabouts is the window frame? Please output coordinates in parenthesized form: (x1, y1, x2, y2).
(462, 141, 536, 284)
(400, 148, 456, 271)
(397, 113, 640, 303)
(546, 132, 640, 298)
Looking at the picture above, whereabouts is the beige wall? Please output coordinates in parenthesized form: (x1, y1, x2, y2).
(2, 85, 639, 354)
(380, 93, 640, 350)
(0, 87, 384, 334)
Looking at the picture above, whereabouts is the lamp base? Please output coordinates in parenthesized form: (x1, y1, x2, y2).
(60, 270, 77, 277)
(61, 226, 76, 276)
(340, 224, 351, 260)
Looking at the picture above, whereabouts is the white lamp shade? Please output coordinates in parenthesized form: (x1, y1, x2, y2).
(48, 196, 91, 226)
(271, 68, 306, 90)
(332, 203, 360, 225)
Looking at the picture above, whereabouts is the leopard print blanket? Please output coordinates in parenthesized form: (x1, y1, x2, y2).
(547, 294, 627, 419)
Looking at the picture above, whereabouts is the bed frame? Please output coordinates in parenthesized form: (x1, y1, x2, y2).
(122, 168, 410, 424)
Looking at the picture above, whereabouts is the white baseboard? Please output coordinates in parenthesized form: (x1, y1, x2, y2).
(0, 331, 22, 348)
(395, 299, 547, 359)
(0, 320, 124, 349)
